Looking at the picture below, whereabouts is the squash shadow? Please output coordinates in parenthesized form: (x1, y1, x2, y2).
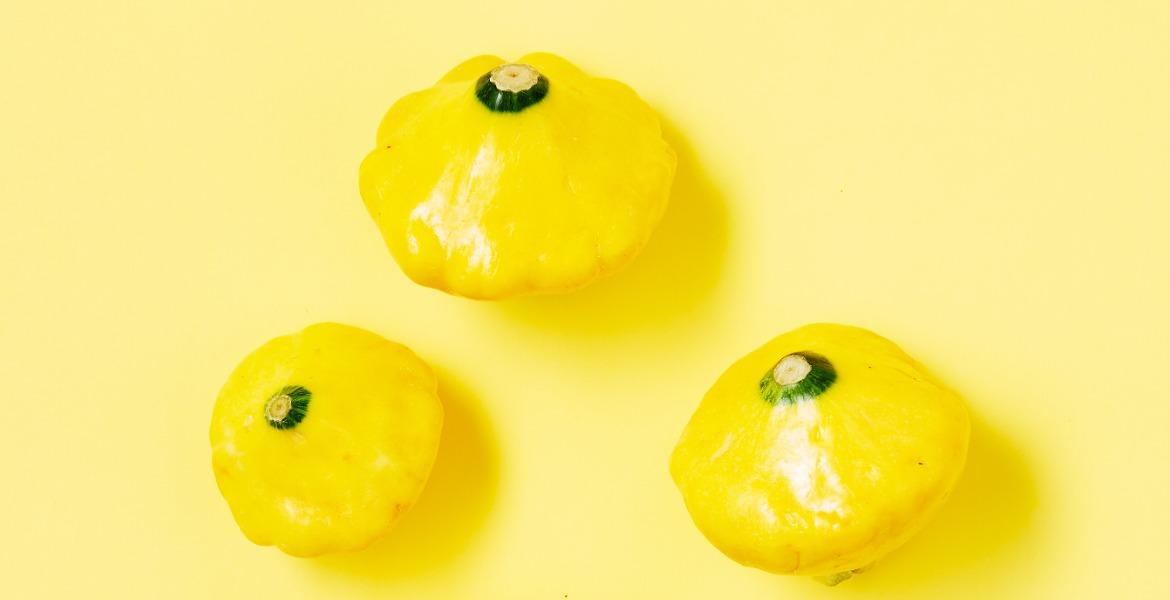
(844, 413, 1038, 590)
(311, 366, 499, 580)
(497, 115, 729, 336)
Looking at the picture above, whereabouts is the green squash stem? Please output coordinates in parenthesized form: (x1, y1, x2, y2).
(758, 352, 837, 405)
(265, 385, 311, 430)
(475, 63, 550, 113)
(815, 568, 865, 586)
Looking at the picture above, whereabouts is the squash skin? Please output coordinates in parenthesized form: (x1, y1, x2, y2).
(359, 53, 676, 299)
(670, 323, 970, 577)
(210, 323, 443, 557)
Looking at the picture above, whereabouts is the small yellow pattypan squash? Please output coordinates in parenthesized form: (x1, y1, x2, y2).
(359, 53, 676, 299)
(210, 323, 443, 557)
(670, 323, 969, 583)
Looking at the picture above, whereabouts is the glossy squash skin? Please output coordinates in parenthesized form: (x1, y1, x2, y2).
(210, 323, 443, 557)
(670, 323, 970, 580)
(359, 53, 676, 299)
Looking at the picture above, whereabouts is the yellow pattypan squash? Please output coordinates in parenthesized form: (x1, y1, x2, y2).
(359, 52, 676, 299)
(209, 323, 443, 557)
(670, 323, 969, 583)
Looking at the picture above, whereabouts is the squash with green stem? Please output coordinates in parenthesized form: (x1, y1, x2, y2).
(670, 324, 970, 583)
(359, 53, 676, 299)
(210, 323, 443, 557)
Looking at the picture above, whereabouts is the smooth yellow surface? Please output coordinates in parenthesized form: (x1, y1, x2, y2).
(673, 322, 973, 575)
(360, 53, 675, 299)
(671, 324, 970, 576)
(210, 323, 443, 557)
(1, 1, 1168, 598)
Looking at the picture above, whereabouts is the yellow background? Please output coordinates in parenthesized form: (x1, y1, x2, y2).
(3, 1, 1168, 597)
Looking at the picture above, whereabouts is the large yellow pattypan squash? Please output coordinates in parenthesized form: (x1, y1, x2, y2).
(359, 53, 676, 299)
(210, 323, 443, 557)
(670, 323, 969, 583)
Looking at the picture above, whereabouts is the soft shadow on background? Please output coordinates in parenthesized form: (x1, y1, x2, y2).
(313, 367, 499, 580)
(498, 116, 729, 335)
(842, 413, 1038, 590)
